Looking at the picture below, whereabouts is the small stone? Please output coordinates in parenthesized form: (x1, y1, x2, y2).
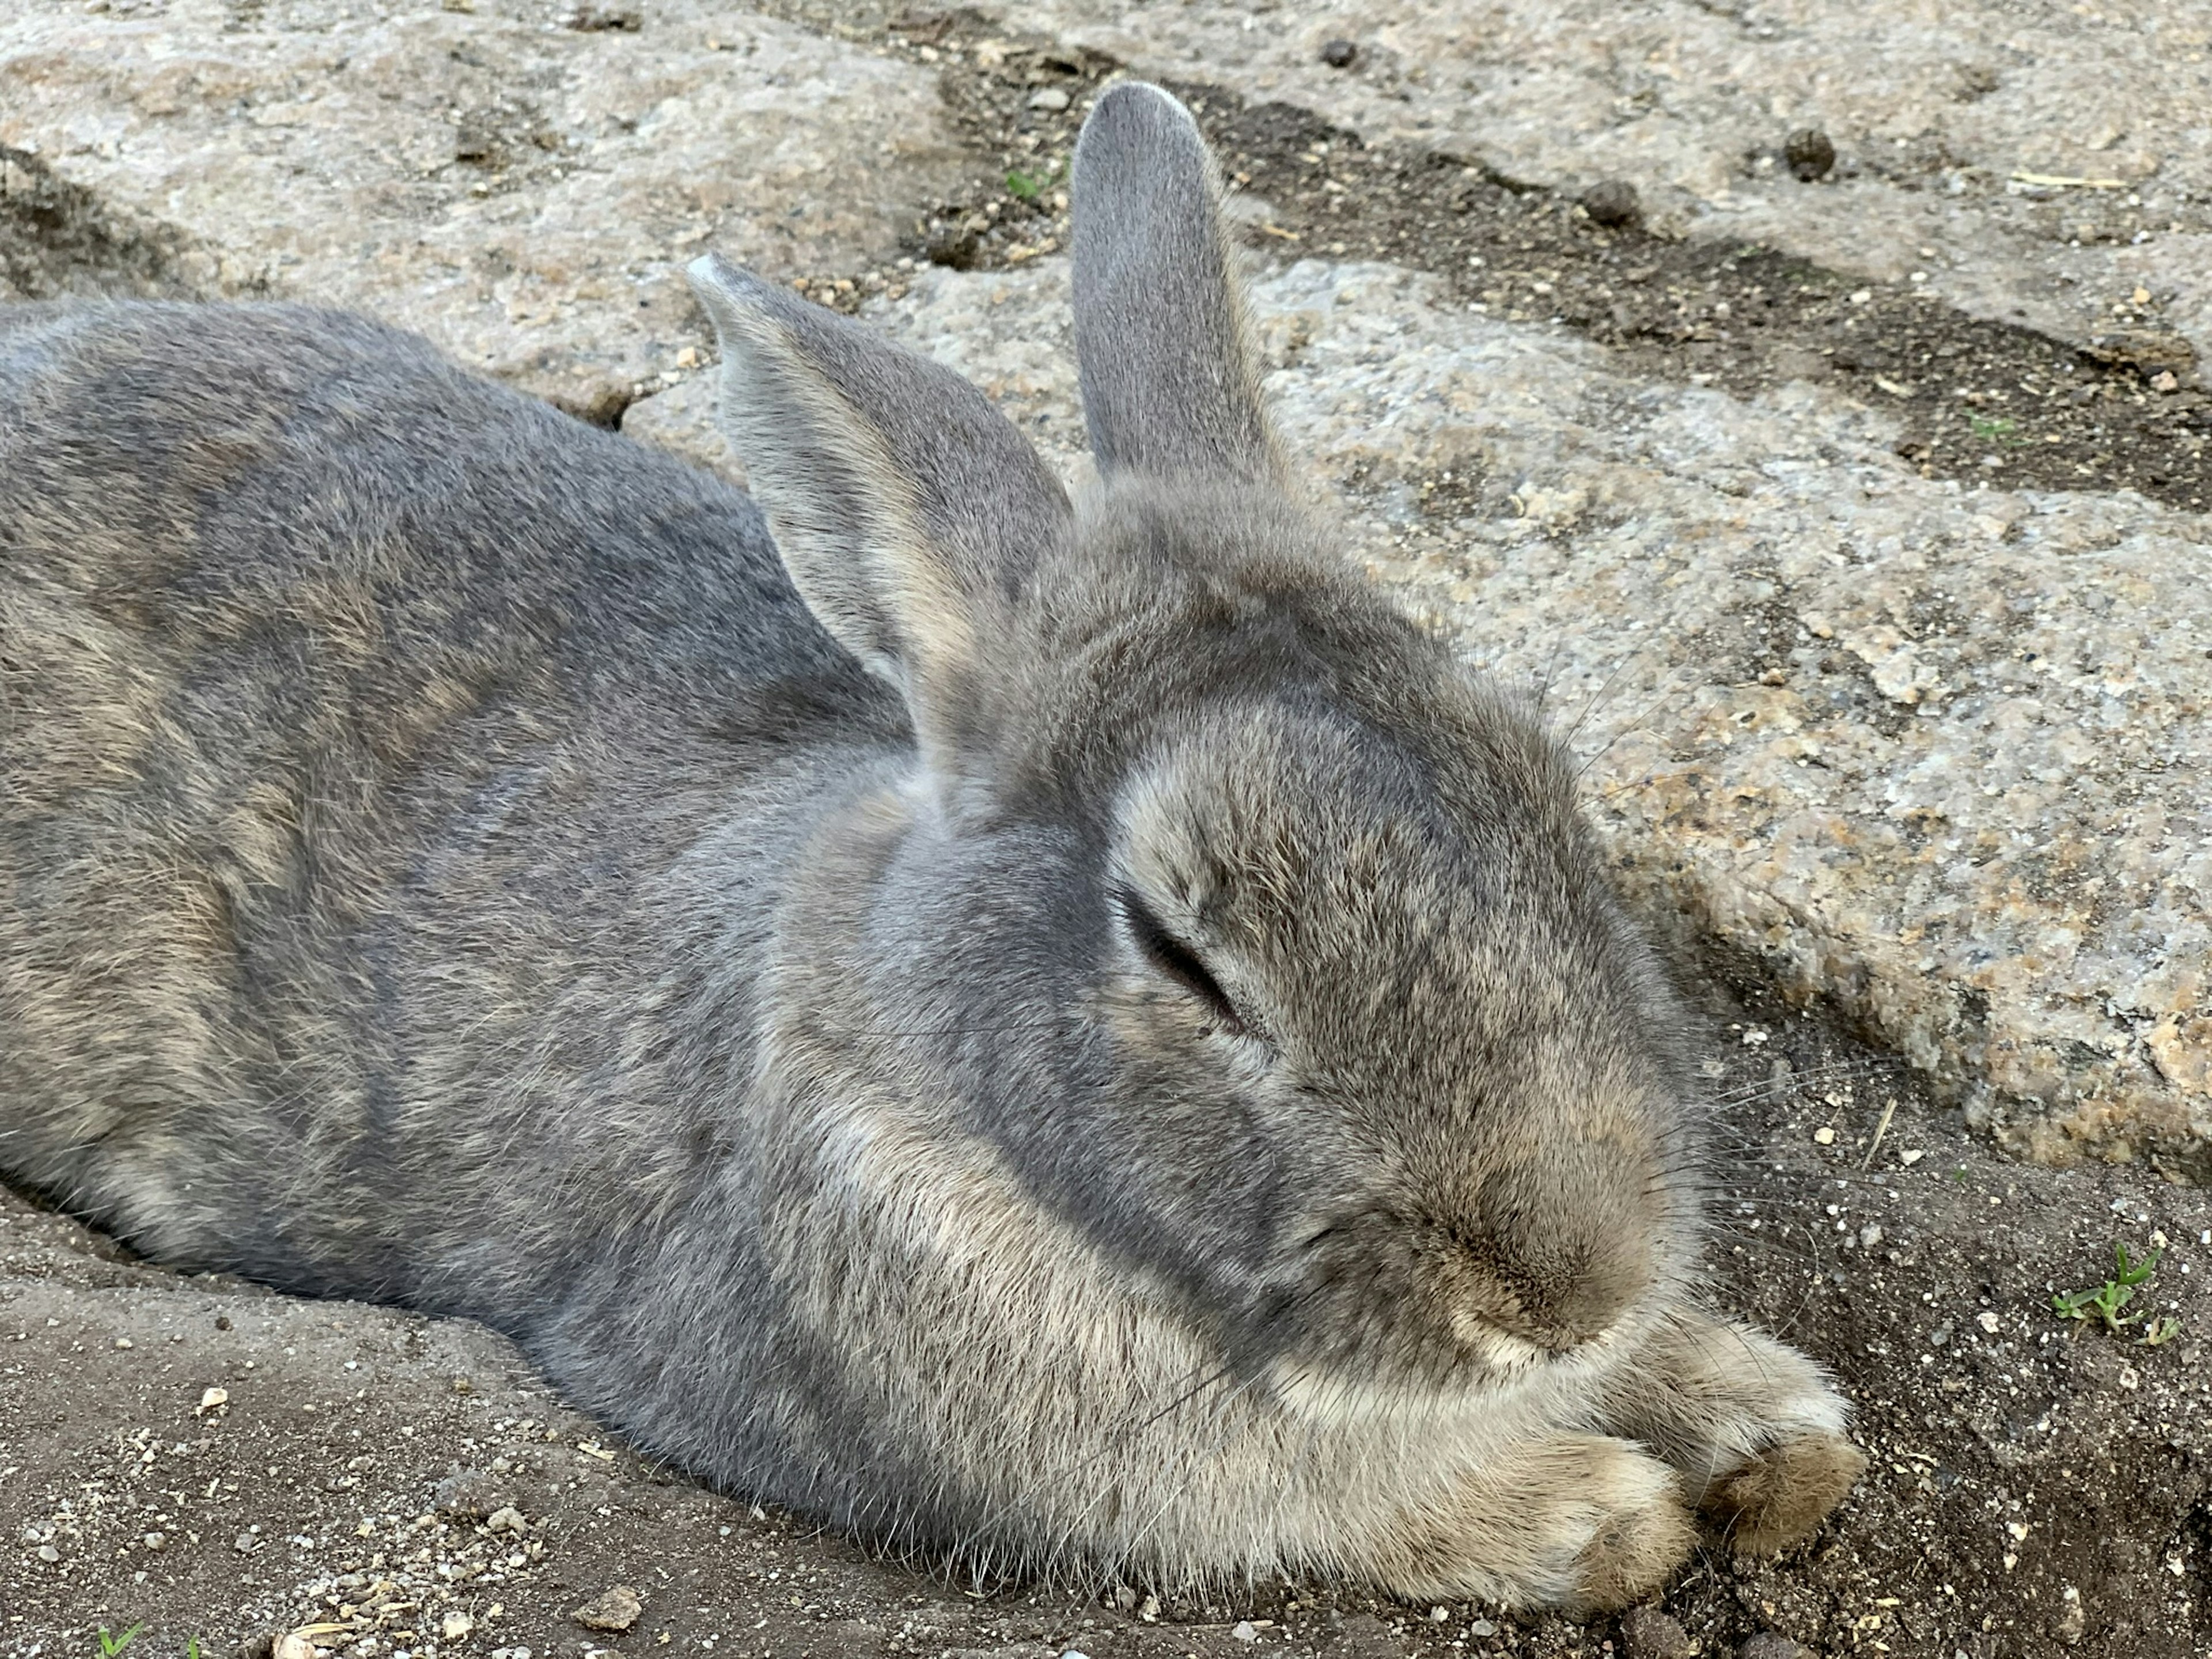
(1468, 1622, 1497, 1638)
(114, 1336, 133, 1349)
(142, 1531, 166, 1550)
(1977, 1310, 2002, 1334)
(196, 1386, 229, 1415)
(35, 1543, 59, 1563)
(1813, 1126, 1836, 1145)
(273, 1635, 319, 1659)
(444, 1613, 475, 1641)
(215, 1315, 233, 1331)
(572, 1586, 645, 1634)
(1230, 1623, 1259, 1643)
(2150, 369, 2180, 392)
(1784, 127, 1836, 180)
(1738, 1635, 1814, 1659)
(1028, 86, 1071, 112)
(1319, 38, 1358, 68)
(1429, 1606, 1450, 1622)
(487, 1505, 529, 1534)
(1581, 178, 1640, 226)
(1620, 1605, 1692, 1659)
(434, 1467, 504, 1519)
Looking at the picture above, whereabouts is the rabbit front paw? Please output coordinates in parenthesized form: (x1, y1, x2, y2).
(1599, 1308, 1864, 1554)
(1558, 1450, 1703, 1613)
(1699, 1429, 1867, 1554)
(1366, 1434, 1696, 1612)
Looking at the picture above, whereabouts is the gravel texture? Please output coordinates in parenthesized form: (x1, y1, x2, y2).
(0, 0, 966, 421)
(1009, 0, 2212, 377)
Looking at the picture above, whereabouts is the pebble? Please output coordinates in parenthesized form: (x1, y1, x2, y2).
(1028, 86, 1071, 112)
(1620, 1605, 1692, 1659)
(196, 1386, 229, 1414)
(1231, 1622, 1259, 1643)
(1784, 127, 1836, 180)
(572, 1584, 645, 1633)
(1319, 38, 1358, 68)
(1581, 179, 1641, 227)
(1738, 1635, 1815, 1659)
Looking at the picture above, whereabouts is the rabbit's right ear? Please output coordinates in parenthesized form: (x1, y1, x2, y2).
(687, 254, 1071, 768)
(1071, 82, 1282, 484)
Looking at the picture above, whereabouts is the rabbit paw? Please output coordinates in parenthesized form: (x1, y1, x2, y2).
(1560, 1459, 1702, 1613)
(1699, 1429, 1866, 1554)
(1373, 1435, 1696, 1612)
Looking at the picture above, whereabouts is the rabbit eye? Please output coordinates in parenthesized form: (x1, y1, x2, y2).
(1115, 888, 1247, 1036)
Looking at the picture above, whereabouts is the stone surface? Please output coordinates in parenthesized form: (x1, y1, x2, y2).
(0, 0, 968, 418)
(633, 251, 2210, 1172)
(1012, 0, 2212, 377)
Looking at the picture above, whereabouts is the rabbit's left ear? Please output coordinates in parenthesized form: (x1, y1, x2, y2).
(688, 255, 1071, 757)
(1070, 82, 1283, 485)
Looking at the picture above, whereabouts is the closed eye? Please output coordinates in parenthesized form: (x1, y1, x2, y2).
(1115, 887, 1247, 1037)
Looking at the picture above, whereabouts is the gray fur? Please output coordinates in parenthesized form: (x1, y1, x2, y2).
(1071, 82, 1282, 483)
(0, 85, 1859, 1607)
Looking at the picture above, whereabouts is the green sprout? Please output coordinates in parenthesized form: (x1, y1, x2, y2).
(97, 1628, 143, 1659)
(1005, 161, 1065, 202)
(2051, 1241, 2181, 1344)
(1968, 414, 2027, 445)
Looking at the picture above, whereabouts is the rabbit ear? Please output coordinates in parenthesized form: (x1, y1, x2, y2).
(687, 254, 1071, 751)
(1070, 82, 1281, 483)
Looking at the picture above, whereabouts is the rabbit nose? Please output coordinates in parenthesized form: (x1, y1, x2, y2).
(1443, 1141, 1660, 1352)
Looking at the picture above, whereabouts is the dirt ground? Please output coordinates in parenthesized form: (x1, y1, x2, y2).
(6, 7, 2211, 1659)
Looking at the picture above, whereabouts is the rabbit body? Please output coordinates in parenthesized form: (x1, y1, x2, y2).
(0, 86, 1860, 1607)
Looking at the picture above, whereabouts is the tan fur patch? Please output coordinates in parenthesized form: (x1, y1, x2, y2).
(1703, 1430, 1868, 1555)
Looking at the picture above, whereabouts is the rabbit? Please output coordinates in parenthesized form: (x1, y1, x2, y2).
(0, 81, 1863, 1609)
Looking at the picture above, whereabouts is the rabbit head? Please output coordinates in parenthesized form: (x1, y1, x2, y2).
(689, 82, 1700, 1419)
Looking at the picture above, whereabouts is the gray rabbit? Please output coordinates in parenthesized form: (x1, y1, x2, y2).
(0, 84, 1860, 1609)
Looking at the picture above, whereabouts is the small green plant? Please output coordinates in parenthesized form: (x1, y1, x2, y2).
(1005, 161, 1065, 202)
(1969, 414, 2026, 445)
(2051, 1241, 2183, 1344)
(96, 1627, 143, 1659)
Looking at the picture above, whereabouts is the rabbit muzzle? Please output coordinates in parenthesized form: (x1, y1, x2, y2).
(1255, 1131, 1673, 1413)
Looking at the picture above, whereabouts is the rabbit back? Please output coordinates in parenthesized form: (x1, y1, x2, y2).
(0, 301, 897, 1304)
